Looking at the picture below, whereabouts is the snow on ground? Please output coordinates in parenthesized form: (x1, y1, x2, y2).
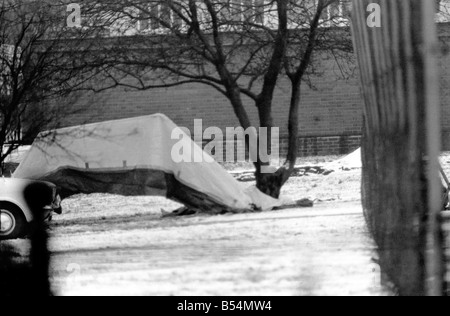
(6, 150, 450, 296)
(325, 148, 362, 170)
(3, 153, 392, 296)
(40, 154, 376, 296)
(45, 202, 390, 296)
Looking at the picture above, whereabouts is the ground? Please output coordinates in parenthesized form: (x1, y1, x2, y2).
(2, 151, 394, 296)
(15, 151, 450, 296)
(46, 201, 389, 296)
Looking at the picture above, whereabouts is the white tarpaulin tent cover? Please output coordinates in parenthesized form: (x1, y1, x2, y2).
(13, 114, 282, 211)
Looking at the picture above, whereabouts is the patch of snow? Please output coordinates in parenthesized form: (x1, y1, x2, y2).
(325, 149, 362, 171)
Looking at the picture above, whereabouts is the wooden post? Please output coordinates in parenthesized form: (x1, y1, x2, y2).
(423, 0, 444, 297)
(351, 0, 444, 295)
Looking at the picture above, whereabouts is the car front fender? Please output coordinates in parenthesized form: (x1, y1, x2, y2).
(0, 197, 33, 222)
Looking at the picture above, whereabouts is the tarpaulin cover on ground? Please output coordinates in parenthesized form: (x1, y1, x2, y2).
(13, 114, 283, 212)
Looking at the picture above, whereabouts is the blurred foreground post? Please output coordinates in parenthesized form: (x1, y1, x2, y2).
(0, 227, 50, 296)
(352, 0, 444, 295)
(0, 184, 51, 296)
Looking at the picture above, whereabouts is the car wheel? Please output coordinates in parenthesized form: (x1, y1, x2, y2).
(0, 203, 27, 240)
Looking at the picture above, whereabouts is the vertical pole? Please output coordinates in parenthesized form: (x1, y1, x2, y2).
(351, 0, 444, 295)
(423, 0, 444, 297)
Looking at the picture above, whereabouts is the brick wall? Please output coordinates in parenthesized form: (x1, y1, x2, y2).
(61, 73, 364, 158)
(60, 23, 450, 158)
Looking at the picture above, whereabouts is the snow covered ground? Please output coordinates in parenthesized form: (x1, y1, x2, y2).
(8, 150, 450, 296)
(14, 164, 382, 295)
(1, 152, 393, 296)
(44, 202, 391, 296)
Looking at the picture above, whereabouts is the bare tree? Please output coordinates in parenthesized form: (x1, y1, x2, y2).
(0, 0, 100, 173)
(437, 0, 450, 18)
(0, 0, 104, 296)
(81, 0, 353, 198)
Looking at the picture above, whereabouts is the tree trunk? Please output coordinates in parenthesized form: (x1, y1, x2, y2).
(255, 165, 284, 199)
(224, 83, 253, 131)
(285, 79, 302, 174)
(254, 96, 282, 198)
(226, 84, 285, 199)
(252, 77, 303, 199)
(251, 0, 289, 198)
